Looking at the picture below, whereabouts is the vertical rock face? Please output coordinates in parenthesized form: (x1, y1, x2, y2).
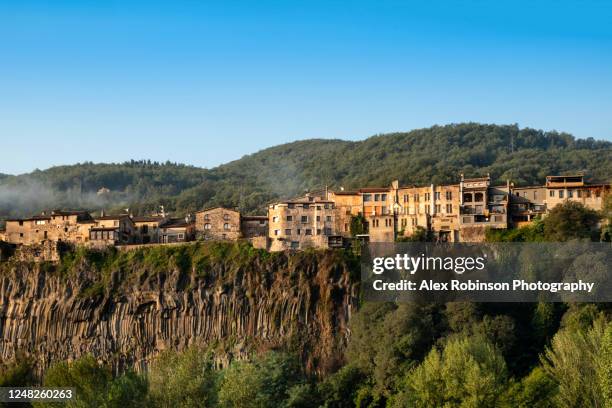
(0, 244, 359, 376)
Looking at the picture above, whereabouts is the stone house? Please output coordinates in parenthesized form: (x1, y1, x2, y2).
(195, 207, 241, 241)
(544, 175, 609, 211)
(89, 215, 136, 247)
(132, 215, 169, 244)
(160, 218, 195, 243)
(268, 194, 340, 251)
(3, 210, 94, 246)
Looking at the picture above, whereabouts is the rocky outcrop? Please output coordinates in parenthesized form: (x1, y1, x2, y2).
(0, 243, 359, 376)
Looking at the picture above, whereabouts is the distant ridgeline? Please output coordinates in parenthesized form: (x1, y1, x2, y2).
(0, 123, 610, 218)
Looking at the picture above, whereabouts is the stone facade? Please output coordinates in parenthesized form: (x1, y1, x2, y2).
(268, 194, 339, 251)
(240, 216, 268, 238)
(4, 210, 94, 246)
(160, 218, 195, 243)
(132, 216, 169, 244)
(195, 207, 241, 241)
(89, 215, 137, 247)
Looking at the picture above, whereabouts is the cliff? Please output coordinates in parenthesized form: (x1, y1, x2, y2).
(0, 242, 359, 376)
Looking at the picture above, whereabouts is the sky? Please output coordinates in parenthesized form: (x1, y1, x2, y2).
(1, 0, 611, 175)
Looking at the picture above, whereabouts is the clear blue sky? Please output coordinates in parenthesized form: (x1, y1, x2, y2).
(1, 0, 611, 175)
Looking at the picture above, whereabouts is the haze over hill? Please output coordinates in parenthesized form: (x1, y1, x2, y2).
(1, 123, 611, 219)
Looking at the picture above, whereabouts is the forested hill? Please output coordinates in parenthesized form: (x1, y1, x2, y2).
(1, 123, 611, 218)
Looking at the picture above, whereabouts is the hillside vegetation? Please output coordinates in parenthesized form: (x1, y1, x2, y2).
(1, 123, 611, 218)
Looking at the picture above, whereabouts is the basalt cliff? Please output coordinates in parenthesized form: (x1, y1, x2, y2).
(0, 243, 359, 376)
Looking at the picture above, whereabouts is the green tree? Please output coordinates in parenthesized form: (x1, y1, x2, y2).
(38, 356, 147, 408)
(147, 347, 218, 408)
(391, 334, 508, 408)
(543, 201, 600, 241)
(218, 352, 304, 408)
(540, 317, 611, 408)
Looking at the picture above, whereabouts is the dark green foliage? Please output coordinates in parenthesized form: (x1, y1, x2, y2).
(349, 214, 366, 237)
(148, 347, 218, 408)
(396, 226, 434, 242)
(39, 355, 148, 408)
(486, 218, 545, 242)
(2, 124, 611, 219)
(542, 201, 601, 241)
(0, 353, 34, 389)
(218, 352, 306, 408)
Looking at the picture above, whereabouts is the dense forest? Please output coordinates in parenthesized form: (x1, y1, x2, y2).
(1, 123, 611, 219)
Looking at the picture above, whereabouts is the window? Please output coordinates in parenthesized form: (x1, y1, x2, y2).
(374, 194, 380, 201)
(363, 194, 372, 202)
(403, 194, 408, 203)
(204, 214, 210, 221)
(549, 190, 555, 197)
(297, 228, 301, 235)
(586, 190, 592, 198)
(435, 204, 441, 213)
(259, 220, 266, 225)
(286, 215, 293, 221)
(64, 227, 68, 232)
(344, 223, 348, 232)
(35, 220, 46, 225)
(414, 194, 419, 202)
(434, 192, 441, 200)
(223, 214, 230, 221)
(596, 190, 601, 198)
(301, 216, 308, 223)
(204, 223, 211, 230)
(316, 228, 321, 235)
(316, 216, 321, 221)
(303, 204, 310, 210)
(474, 192, 484, 202)
(381, 194, 387, 201)
(288, 203, 295, 209)
(19, 221, 23, 226)
(291, 241, 299, 249)
(324, 204, 330, 209)
(285, 229, 291, 235)
(401, 218, 407, 227)
(326, 216, 332, 222)
(305, 229, 312, 235)
(178, 233, 184, 240)
(577, 190, 582, 198)
(568, 190, 573, 198)
(464, 193, 472, 202)
(559, 190, 564, 199)
(274, 229, 280, 236)
(425, 193, 430, 201)
(273, 216, 279, 222)
(445, 191, 452, 200)
(223, 223, 229, 230)
(446, 204, 453, 213)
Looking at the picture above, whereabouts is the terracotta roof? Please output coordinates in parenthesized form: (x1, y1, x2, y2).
(195, 206, 240, 214)
(132, 216, 166, 223)
(358, 188, 390, 193)
(96, 215, 129, 220)
(162, 218, 194, 228)
(6, 215, 51, 222)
